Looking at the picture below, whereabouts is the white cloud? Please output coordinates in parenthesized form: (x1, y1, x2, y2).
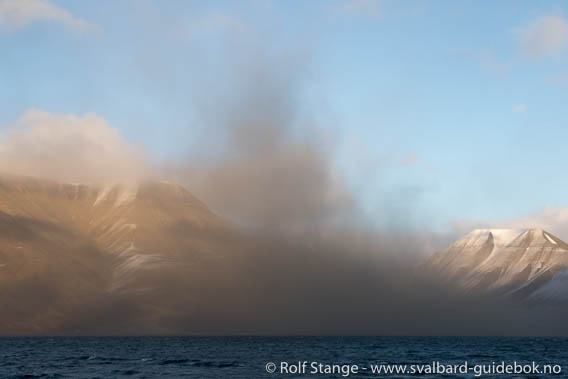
(0, 109, 147, 183)
(512, 104, 527, 113)
(451, 206, 568, 242)
(505, 207, 568, 236)
(517, 14, 568, 58)
(0, 0, 100, 32)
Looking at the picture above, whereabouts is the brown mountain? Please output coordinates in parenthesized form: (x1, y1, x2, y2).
(0, 174, 245, 334)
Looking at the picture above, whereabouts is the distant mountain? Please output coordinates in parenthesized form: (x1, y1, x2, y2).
(0, 174, 242, 334)
(425, 228, 568, 302)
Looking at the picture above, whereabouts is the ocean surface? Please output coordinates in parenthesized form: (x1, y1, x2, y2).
(0, 337, 567, 378)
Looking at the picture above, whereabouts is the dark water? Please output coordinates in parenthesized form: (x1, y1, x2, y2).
(0, 337, 566, 378)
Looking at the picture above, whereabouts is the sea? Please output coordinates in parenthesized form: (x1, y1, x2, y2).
(0, 337, 566, 378)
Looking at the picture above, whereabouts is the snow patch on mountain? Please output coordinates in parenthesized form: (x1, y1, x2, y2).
(544, 233, 557, 245)
(454, 228, 522, 248)
(93, 183, 138, 207)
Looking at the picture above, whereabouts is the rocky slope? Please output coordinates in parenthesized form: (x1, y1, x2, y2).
(0, 174, 243, 334)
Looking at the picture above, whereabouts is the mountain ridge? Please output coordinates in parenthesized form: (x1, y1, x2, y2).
(426, 228, 568, 301)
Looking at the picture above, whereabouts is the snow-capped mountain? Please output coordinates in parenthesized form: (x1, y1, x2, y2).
(0, 174, 241, 334)
(426, 228, 568, 301)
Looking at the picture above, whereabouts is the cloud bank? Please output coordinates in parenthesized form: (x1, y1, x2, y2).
(0, 0, 99, 32)
(453, 206, 568, 243)
(163, 23, 356, 233)
(0, 109, 147, 183)
(517, 14, 568, 59)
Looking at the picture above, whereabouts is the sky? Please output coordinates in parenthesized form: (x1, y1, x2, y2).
(1, 0, 568, 234)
